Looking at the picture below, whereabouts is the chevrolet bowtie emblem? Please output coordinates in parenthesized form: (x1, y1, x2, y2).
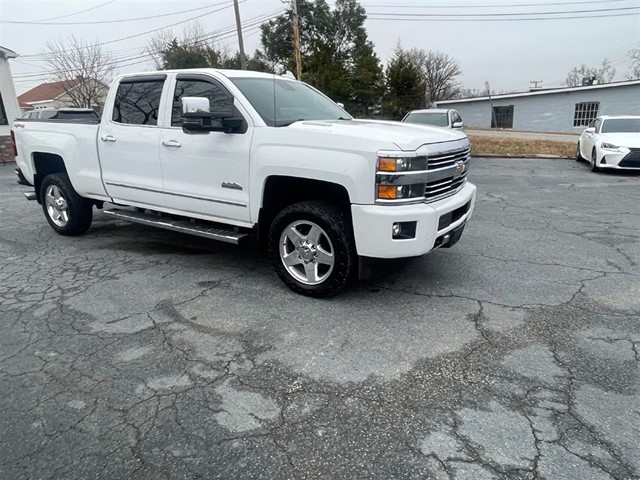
(455, 161, 466, 177)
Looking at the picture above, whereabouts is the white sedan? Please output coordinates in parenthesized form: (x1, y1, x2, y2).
(576, 115, 640, 171)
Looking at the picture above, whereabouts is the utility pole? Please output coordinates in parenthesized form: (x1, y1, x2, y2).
(485, 81, 497, 128)
(292, 0, 302, 80)
(233, 0, 247, 70)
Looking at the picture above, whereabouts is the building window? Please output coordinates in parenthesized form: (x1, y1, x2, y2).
(492, 105, 514, 128)
(573, 102, 599, 127)
(0, 93, 8, 126)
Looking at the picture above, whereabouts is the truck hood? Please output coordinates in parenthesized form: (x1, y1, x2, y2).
(288, 119, 467, 151)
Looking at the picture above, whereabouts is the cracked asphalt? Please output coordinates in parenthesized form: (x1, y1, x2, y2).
(1, 158, 639, 479)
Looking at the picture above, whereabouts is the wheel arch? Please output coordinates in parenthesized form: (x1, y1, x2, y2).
(257, 176, 352, 249)
(32, 152, 67, 204)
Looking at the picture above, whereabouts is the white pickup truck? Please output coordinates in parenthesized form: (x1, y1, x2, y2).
(12, 69, 476, 297)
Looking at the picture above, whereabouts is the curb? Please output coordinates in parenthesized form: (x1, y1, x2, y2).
(471, 154, 572, 160)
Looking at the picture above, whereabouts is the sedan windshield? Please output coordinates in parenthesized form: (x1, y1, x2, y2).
(601, 118, 640, 133)
(403, 112, 449, 127)
(229, 77, 350, 127)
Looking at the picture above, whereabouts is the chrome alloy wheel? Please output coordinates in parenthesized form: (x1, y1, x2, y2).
(44, 185, 69, 227)
(279, 220, 335, 285)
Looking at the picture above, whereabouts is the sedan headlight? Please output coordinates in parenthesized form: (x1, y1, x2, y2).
(601, 142, 620, 150)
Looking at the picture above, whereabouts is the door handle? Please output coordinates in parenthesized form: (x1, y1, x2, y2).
(101, 135, 116, 142)
(162, 140, 182, 148)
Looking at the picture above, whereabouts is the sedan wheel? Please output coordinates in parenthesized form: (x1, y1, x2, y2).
(590, 148, 600, 172)
(575, 142, 585, 162)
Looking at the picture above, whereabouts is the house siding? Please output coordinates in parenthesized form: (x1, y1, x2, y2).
(436, 83, 640, 133)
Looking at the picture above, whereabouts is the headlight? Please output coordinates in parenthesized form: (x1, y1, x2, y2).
(377, 156, 427, 172)
(601, 142, 620, 150)
(377, 184, 425, 200)
(376, 154, 427, 200)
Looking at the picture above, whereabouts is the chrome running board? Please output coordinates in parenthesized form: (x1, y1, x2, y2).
(103, 208, 248, 245)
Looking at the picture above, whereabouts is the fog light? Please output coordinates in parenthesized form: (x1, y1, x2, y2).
(392, 221, 417, 239)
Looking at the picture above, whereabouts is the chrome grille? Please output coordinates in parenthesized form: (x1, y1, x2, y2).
(424, 146, 470, 202)
(426, 146, 470, 170)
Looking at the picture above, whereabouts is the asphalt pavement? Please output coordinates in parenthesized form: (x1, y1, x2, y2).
(1, 159, 638, 479)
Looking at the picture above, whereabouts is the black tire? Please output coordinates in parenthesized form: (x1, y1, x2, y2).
(40, 173, 93, 236)
(268, 201, 357, 297)
(575, 142, 585, 162)
(590, 148, 600, 172)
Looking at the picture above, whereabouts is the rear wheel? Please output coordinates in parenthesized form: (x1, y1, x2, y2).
(590, 148, 600, 172)
(268, 201, 357, 297)
(40, 173, 93, 236)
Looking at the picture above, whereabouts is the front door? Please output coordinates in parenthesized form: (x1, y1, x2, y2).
(99, 76, 167, 207)
(159, 75, 252, 224)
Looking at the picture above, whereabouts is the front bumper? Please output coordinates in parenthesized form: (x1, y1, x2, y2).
(351, 182, 476, 258)
(597, 147, 640, 170)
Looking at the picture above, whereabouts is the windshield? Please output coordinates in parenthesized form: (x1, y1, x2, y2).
(601, 118, 640, 133)
(229, 77, 350, 127)
(403, 112, 449, 127)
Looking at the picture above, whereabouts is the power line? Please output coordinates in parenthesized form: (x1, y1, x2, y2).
(12, 10, 282, 81)
(359, 0, 630, 8)
(1, 3, 229, 25)
(22, 0, 117, 23)
(16, 1, 240, 59)
(367, 11, 639, 21)
(366, 6, 638, 17)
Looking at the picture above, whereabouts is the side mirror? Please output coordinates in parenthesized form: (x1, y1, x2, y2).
(452, 121, 464, 129)
(181, 96, 238, 134)
(584, 127, 596, 134)
(182, 97, 210, 115)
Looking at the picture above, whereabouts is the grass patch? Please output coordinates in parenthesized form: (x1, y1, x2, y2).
(468, 135, 575, 158)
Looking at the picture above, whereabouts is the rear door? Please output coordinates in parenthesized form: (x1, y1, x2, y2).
(98, 75, 167, 207)
(158, 74, 252, 224)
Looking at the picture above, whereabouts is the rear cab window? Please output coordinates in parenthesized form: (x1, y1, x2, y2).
(112, 77, 165, 126)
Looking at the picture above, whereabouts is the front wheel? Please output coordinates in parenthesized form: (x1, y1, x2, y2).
(40, 173, 93, 236)
(575, 142, 585, 162)
(268, 201, 357, 297)
(590, 148, 600, 172)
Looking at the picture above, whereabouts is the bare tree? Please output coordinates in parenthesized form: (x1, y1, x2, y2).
(565, 58, 616, 87)
(44, 36, 113, 109)
(627, 44, 640, 80)
(406, 49, 462, 106)
(146, 21, 230, 70)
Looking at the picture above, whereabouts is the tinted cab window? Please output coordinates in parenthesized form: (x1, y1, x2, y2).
(112, 79, 164, 125)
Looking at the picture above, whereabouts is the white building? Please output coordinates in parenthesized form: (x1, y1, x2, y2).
(436, 80, 640, 133)
(0, 46, 21, 163)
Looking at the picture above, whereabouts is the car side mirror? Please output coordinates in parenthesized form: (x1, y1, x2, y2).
(584, 127, 596, 134)
(181, 96, 239, 134)
(452, 121, 464, 129)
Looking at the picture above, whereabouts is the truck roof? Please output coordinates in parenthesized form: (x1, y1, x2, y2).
(117, 69, 294, 81)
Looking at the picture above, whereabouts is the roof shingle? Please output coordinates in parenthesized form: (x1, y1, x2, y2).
(18, 78, 82, 108)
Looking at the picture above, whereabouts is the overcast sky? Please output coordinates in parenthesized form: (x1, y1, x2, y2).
(1, 0, 638, 96)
